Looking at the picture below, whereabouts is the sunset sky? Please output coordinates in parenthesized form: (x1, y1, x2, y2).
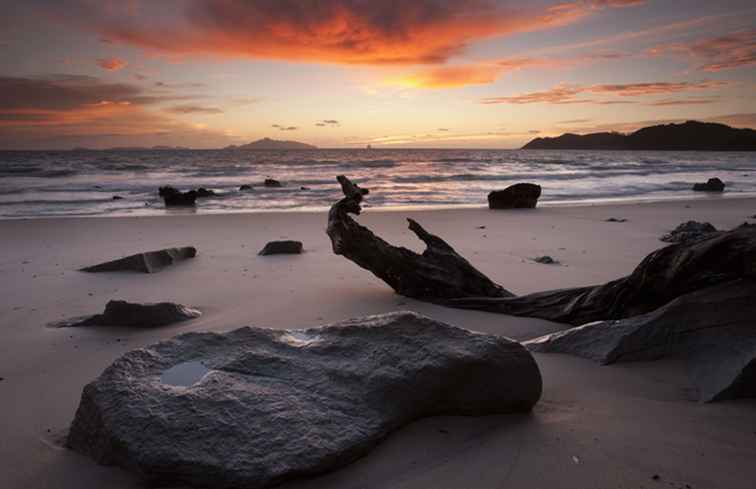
(1, 0, 755, 149)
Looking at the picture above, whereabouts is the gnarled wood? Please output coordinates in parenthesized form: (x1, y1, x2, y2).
(326, 176, 510, 300)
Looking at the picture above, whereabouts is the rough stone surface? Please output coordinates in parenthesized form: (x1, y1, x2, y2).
(525, 280, 756, 402)
(54, 300, 201, 328)
(487, 183, 542, 209)
(67, 312, 542, 489)
(258, 240, 303, 256)
(660, 220, 717, 243)
(449, 224, 756, 325)
(80, 247, 197, 273)
(692, 177, 725, 192)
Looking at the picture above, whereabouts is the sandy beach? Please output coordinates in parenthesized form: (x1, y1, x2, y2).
(2, 197, 756, 489)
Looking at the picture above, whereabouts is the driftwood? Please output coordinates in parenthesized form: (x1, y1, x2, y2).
(327, 176, 756, 325)
(326, 176, 510, 300)
(450, 224, 756, 325)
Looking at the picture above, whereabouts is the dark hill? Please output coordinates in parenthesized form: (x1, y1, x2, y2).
(523, 121, 756, 151)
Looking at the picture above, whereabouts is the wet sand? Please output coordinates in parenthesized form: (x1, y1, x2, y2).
(2, 197, 755, 489)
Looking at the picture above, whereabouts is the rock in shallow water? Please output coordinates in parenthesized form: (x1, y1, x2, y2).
(53, 300, 201, 328)
(488, 183, 542, 209)
(67, 312, 541, 488)
(80, 247, 197, 273)
(692, 177, 725, 192)
(525, 280, 756, 402)
(258, 240, 303, 255)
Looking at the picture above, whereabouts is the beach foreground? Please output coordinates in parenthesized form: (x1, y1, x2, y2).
(2, 198, 755, 489)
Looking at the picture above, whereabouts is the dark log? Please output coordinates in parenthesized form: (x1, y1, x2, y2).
(326, 176, 511, 300)
(449, 223, 756, 325)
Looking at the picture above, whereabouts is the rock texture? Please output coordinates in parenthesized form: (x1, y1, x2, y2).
(67, 312, 541, 488)
(448, 224, 756, 325)
(488, 183, 542, 209)
(526, 280, 756, 402)
(660, 221, 717, 243)
(80, 247, 197, 273)
(327, 176, 510, 300)
(258, 240, 303, 255)
(54, 300, 201, 328)
(693, 177, 725, 192)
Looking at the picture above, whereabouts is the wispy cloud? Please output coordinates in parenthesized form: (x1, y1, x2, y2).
(648, 29, 756, 72)
(482, 80, 727, 104)
(272, 124, 298, 131)
(316, 119, 340, 127)
(166, 105, 223, 115)
(96, 57, 128, 71)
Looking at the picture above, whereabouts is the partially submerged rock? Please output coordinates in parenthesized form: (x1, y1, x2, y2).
(488, 183, 541, 209)
(258, 240, 303, 255)
(67, 312, 541, 488)
(526, 280, 756, 402)
(80, 247, 197, 273)
(660, 220, 717, 243)
(693, 177, 725, 192)
(54, 300, 201, 328)
(327, 176, 510, 301)
(239, 184, 253, 191)
(264, 178, 282, 188)
(159, 186, 197, 207)
(195, 188, 216, 198)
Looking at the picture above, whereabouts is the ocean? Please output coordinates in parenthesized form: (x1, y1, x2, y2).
(1, 148, 754, 218)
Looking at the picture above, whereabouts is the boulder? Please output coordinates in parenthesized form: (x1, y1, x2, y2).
(159, 187, 197, 207)
(53, 300, 201, 328)
(660, 220, 717, 243)
(80, 247, 197, 273)
(258, 240, 303, 255)
(239, 184, 253, 191)
(264, 178, 283, 188)
(526, 280, 756, 402)
(67, 312, 541, 488)
(692, 177, 725, 192)
(488, 183, 541, 209)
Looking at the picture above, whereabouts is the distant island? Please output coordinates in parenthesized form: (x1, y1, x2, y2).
(523, 121, 756, 151)
(224, 138, 317, 150)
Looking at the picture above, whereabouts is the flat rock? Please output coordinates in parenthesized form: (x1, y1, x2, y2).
(53, 300, 201, 328)
(692, 177, 725, 192)
(526, 280, 756, 402)
(258, 240, 303, 255)
(488, 183, 541, 209)
(67, 312, 541, 488)
(80, 247, 197, 273)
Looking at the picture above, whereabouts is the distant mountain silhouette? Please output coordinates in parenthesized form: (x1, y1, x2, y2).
(523, 121, 756, 151)
(226, 138, 317, 150)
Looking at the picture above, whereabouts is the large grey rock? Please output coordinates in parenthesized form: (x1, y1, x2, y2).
(80, 247, 197, 273)
(258, 240, 303, 256)
(660, 220, 717, 243)
(488, 183, 541, 209)
(526, 280, 756, 402)
(67, 312, 541, 488)
(53, 300, 201, 328)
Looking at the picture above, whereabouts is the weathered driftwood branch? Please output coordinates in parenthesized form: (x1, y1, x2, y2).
(326, 176, 511, 300)
(327, 176, 756, 327)
(448, 224, 756, 325)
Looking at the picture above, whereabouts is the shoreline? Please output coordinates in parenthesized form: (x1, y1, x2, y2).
(3, 192, 756, 221)
(2, 197, 755, 489)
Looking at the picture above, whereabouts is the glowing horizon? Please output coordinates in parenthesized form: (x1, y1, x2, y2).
(1, 0, 755, 149)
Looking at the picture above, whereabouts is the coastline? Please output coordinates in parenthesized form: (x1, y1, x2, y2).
(2, 197, 755, 488)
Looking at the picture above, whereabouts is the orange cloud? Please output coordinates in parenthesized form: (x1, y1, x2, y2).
(53, 1, 644, 65)
(96, 57, 128, 71)
(648, 30, 756, 72)
(389, 58, 549, 88)
(482, 80, 727, 104)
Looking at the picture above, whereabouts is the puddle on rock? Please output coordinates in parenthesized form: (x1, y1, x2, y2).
(161, 360, 211, 387)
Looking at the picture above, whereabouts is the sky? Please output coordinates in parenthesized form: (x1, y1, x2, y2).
(1, 0, 755, 149)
